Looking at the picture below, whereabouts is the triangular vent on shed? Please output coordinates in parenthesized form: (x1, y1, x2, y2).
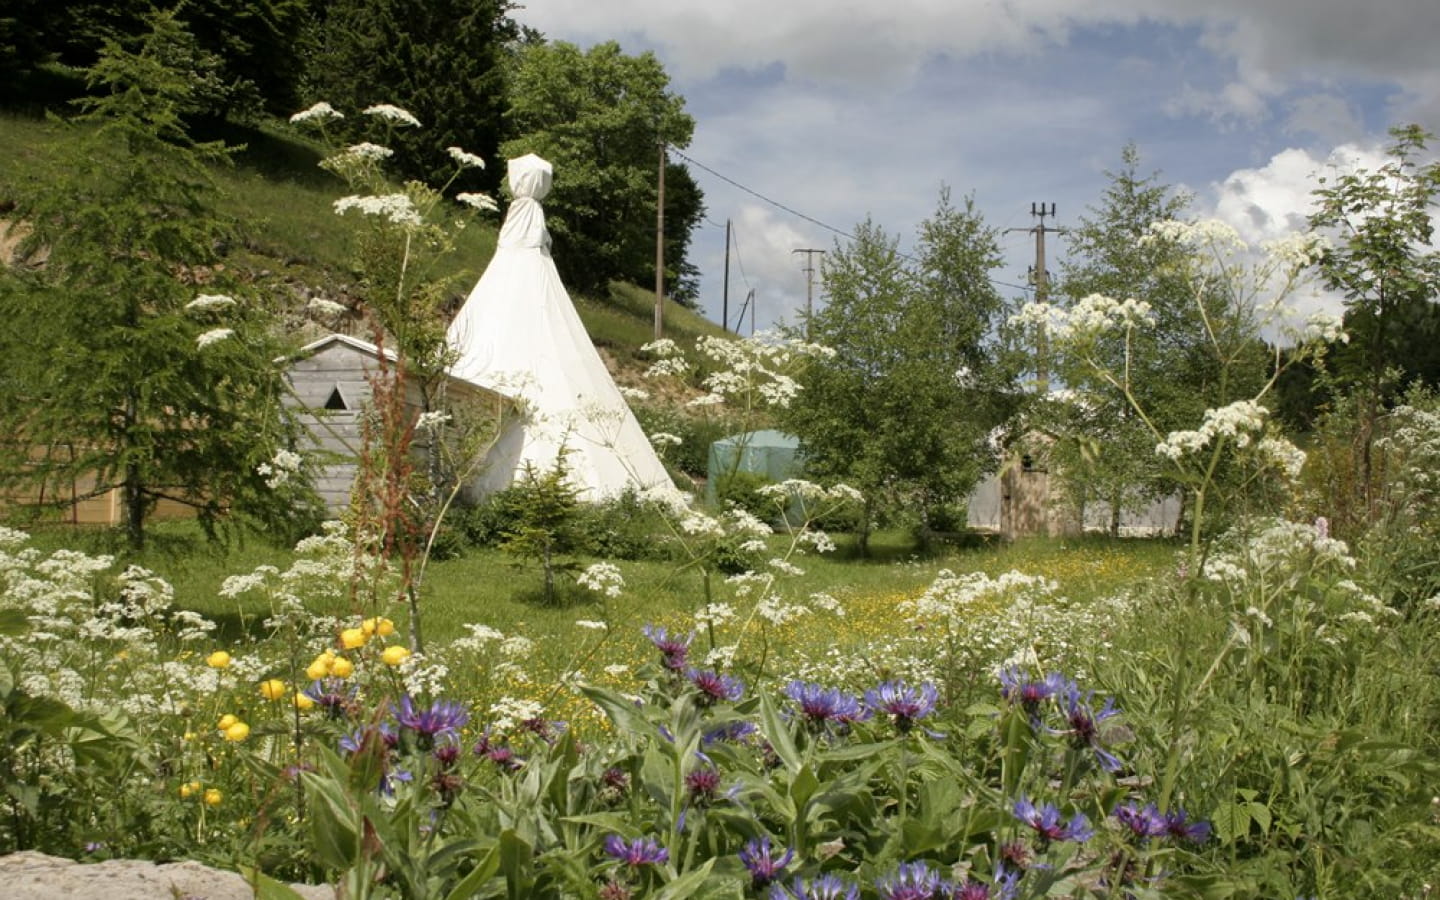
(323, 386, 348, 411)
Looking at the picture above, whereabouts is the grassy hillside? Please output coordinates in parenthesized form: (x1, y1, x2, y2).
(0, 110, 726, 371)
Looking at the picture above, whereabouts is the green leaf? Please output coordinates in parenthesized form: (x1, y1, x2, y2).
(301, 770, 360, 871)
(442, 846, 500, 900)
(239, 866, 309, 900)
(654, 857, 720, 900)
(499, 828, 532, 900)
(1210, 801, 1251, 845)
(758, 691, 801, 774)
(581, 683, 652, 737)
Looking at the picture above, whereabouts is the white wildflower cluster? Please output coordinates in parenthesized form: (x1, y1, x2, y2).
(648, 432, 683, 448)
(617, 385, 650, 402)
(415, 410, 452, 432)
(1142, 218, 1245, 252)
(196, 327, 233, 349)
(399, 652, 450, 698)
(577, 562, 624, 598)
(257, 448, 303, 488)
(1009, 293, 1154, 345)
(186, 293, 236, 312)
(290, 101, 344, 124)
(1299, 311, 1348, 345)
(307, 297, 348, 317)
(488, 696, 543, 734)
(341, 142, 394, 162)
(1262, 232, 1329, 271)
(456, 192, 499, 212)
(693, 602, 737, 627)
(362, 103, 421, 127)
(334, 193, 424, 227)
(446, 146, 486, 169)
(1257, 436, 1307, 480)
(642, 342, 692, 379)
(768, 557, 805, 577)
(574, 619, 608, 631)
(1156, 400, 1269, 461)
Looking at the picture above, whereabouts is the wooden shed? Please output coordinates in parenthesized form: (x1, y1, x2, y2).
(285, 334, 512, 513)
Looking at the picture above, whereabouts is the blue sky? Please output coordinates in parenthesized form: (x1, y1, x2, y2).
(511, 1, 1440, 332)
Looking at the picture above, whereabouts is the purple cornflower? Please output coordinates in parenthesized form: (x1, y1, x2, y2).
(304, 678, 357, 718)
(875, 861, 945, 900)
(769, 873, 861, 900)
(433, 743, 461, 768)
(1058, 686, 1123, 772)
(339, 723, 398, 755)
(1113, 802, 1166, 842)
(739, 836, 796, 887)
(998, 669, 1069, 709)
(947, 867, 1020, 900)
(703, 719, 759, 744)
(393, 696, 470, 748)
(1161, 808, 1211, 844)
(784, 680, 869, 731)
(520, 716, 567, 744)
(473, 728, 524, 771)
(603, 834, 670, 867)
(1013, 795, 1094, 844)
(643, 625, 693, 671)
(685, 765, 722, 804)
(864, 681, 939, 733)
(686, 667, 745, 706)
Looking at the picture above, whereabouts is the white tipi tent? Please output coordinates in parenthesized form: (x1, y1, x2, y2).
(446, 153, 674, 500)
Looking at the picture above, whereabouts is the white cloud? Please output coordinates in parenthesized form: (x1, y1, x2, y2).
(697, 204, 824, 333)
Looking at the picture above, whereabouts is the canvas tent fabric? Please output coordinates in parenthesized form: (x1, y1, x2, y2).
(446, 153, 673, 500)
(705, 429, 802, 504)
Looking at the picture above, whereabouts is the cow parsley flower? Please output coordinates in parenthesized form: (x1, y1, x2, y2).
(456, 192, 499, 211)
(307, 297, 348, 316)
(334, 193, 423, 226)
(196, 328, 233, 349)
(446, 146, 486, 168)
(342, 142, 393, 162)
(290, 101, 343, 124)
(187, 294, 235, 312)
(578, 562, 624, 598)
(362, 103, 421, 127)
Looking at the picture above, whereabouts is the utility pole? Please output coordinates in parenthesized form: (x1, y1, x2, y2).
(1005, 203, 1066, 392)
(722, 219, 732, 332)
(654, 142, 666, 340)
(791, 248, 824, 338)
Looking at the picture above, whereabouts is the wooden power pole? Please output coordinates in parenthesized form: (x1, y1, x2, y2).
(654, 142, 666, 340)
(1005, 203, 1065, 392)
(792, 248, 824, 338)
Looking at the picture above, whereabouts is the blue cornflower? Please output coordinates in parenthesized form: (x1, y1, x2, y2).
(864, 680, 939, 733)
(1013, 795, 1094, 844)
(304, 678, 356, 718)
(784, 680, 869, 731)
(643, 624, 694, 670)
(393, 695, 470, 747)
(1161, 808, 1212, 844)
(1113, 801, 1166, 842)
(739, 836, 795, 887)
(947, 866, 1020, 900)
(998, 669, 1069, 709)
(338, 722, 397, 754)
(769, 873, 861, 900)
(686, 667, 745, 706)
(703, 719, 759, 744)
(1057, 685, 1123, 772)
(875, 860, 945, 900)
(603, 834, 670, 867)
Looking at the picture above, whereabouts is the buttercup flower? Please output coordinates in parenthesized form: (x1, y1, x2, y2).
(259, 679, 287, 701)
(340, 627, 367, 649)
(205, 650, 231, 669)
(329, 657, 355, 679)
(223, 720, 250, 742)
(382, 645, 411, 666)
(203, 788, 222, 806)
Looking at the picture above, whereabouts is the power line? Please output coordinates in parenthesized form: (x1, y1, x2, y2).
(668, 145, 1036, 296)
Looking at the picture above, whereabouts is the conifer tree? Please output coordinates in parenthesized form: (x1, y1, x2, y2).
(0, 12, 319, 548)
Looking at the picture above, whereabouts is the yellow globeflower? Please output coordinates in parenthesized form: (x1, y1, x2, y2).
(381, 645, 410, 667)
(329, 657, 355, 679)
(224, 721, 250, 742)
(376, 618, 395, 637)
(305, 653, 332, 680)
(361, 617, 379, 636)
(259, 679, 287, 701)
(179, 780, 201, 799)
(205, 650, 231, 669)
(340, 628, 367, 650)
(293, 692, 315, 711)
(203, 788, 223, 806)
(217, 714, 238, 731)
